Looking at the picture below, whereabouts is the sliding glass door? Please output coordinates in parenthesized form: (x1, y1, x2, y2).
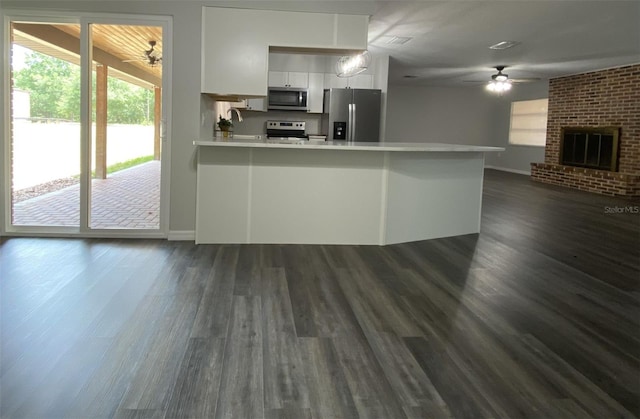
(5, 14, 169, 236)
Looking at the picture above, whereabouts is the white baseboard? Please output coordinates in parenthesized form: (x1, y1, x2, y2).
(168, 230, 195, 241)
(485, 165, 531, 176)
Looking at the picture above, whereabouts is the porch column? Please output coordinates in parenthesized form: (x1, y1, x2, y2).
(154, 86, 161, 160)
(95, 64, 108, 179)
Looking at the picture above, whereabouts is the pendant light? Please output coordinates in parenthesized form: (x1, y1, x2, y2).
(336, 51, 371, 78)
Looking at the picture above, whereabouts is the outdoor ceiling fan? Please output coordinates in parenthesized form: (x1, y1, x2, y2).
(123, 40, 162, 67)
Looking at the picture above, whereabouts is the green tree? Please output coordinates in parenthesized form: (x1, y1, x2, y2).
(13, 49, 154, 125)
(13, 51, 81, 121)
(106, 77, 153, 125)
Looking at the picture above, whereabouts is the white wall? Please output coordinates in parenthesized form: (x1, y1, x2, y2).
(385, 81, 549, 174)
(234, 111, 323, 136)
(385, 84, 499, 145)
(372, 54, 390, 142)
(485, 81, 549, 174)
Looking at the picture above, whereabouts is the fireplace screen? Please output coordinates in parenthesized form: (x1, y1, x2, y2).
(560, 127, 619, 171)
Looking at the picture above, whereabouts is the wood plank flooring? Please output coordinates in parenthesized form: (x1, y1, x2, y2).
(1, 169, 639, 418)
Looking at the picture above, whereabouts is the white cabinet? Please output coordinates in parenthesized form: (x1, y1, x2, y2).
(268, 71, 287, 87)
(268, 71, 308, 88)
(307, 73, 325, 113)
(288, 72, 309, 88)
(246, 98, 266, 112)
(201, 7, 368, 97)
(324, 73, 373, 89)
(201, 8, 268, 96)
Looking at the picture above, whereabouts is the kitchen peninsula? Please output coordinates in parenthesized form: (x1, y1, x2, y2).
(193, 139, 503, 245)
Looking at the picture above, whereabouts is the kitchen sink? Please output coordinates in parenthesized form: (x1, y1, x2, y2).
(231, 134, 263, 140)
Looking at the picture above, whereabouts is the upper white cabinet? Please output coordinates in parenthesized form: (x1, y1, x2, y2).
(246, 98, 266, 112)
(201, 7, 369, 97)
(268, 71, 287, 87)
(202, 8, 267, 97)
(268, 71, 309, 88)
(307, 73, 324, 113)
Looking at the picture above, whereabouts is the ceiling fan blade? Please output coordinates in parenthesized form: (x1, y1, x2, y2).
(510, 78, 542, 83)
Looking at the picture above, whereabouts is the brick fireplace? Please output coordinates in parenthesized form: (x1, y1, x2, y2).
(531, 64, 640, 196)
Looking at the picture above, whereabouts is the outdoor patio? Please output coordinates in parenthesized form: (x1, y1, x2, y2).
(12, 160, 160, 229)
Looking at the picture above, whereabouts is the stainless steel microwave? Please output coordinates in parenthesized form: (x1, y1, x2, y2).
(268, 87, 308, 111)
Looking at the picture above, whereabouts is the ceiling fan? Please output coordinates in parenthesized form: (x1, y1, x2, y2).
(123, 40, 162, 67)
(465, 66, 540, 92)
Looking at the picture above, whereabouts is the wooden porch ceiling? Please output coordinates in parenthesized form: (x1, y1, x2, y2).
(12, 23, 162, 89)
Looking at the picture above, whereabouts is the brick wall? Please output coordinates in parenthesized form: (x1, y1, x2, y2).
(531, 64, 640, 196)
(531, 163, 640, 196)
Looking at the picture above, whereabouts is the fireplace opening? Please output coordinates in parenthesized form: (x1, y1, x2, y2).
(560, 127, 619, 171)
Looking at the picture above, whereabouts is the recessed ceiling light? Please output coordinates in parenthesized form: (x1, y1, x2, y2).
(377, 35, 413, 45)
(489, 41, 520, 50)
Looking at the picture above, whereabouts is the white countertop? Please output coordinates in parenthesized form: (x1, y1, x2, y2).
(194, 138, 504, 153)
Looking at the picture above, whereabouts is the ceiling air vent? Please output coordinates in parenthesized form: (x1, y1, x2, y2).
(377, 35, 413, 45)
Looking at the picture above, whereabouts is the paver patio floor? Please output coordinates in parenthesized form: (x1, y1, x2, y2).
(12, 161, 160, 229)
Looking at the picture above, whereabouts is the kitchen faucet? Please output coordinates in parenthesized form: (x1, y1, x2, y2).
(227, 107, 243, 122)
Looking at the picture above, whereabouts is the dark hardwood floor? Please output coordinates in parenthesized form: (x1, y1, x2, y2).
(1, 169, 639, 419)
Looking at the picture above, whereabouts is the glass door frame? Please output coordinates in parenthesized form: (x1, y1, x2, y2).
(1, 10, 172, 238)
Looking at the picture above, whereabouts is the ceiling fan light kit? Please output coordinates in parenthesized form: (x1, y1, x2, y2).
(145, 40, 162, 66)
(494, 74, 508, 82)
(486, 65, 512, 93)
(486, 80, 512, 92)
(336, 50, 371, 77)
(124, 40, 162, 66)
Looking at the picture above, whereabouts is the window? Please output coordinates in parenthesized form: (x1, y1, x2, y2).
(508, 98, 548, 146)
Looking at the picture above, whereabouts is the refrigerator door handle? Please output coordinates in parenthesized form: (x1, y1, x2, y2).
(351, 103, 357, 141)
(347, 103, 353, 141)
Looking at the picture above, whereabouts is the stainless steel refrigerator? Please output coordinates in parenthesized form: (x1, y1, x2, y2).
(322, 88, 381, 142)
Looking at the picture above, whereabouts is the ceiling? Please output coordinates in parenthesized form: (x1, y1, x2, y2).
(12, 22, 162, 89)
(58, 24, 162, 81)
(8, 1, 639, 90)
(365, 1, 640, 86)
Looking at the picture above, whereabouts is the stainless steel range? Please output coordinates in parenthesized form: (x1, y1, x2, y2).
(266, 120, 307, 140)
